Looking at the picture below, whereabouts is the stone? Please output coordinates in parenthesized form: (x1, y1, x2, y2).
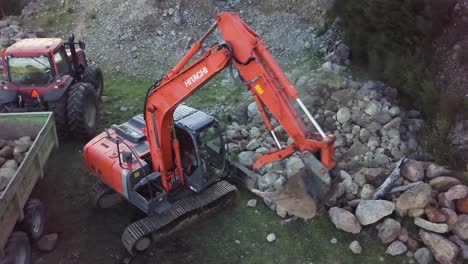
(426, 163, 451, 178)
(234, 240, 241, 245)
(378, 218, 401, 244)
(257, 172, 280, 191)
(445, 185, 467, 201)
(328, 207, 362, 234)
(247, 199, 257, 208)
(383, 117, 402, 130)
(414, 247, 433, 264)
(247, 102, 259, 117)
(438, 193, 455, 210)
(352, 172, 367, 187)
(448, 235, 468, 260)
(396, 184, 432, 216)
(401, 160, 424, 182)
(356, 200, 395, 225)
(2, 160, 18, 170)
(360, 168, 383, 182)
(360, 184, 375, 200)
(349, 241, 362, 254)
(246, 139, 261, 151)
(365, 100, 382, 116)
(425, 206, 447, 223)
(337, 107, 351, 124)
(346, 141, 368, 157)
(0, 168, 15, 190)
(0, 157, 4, 167)
(453, 214, 468, 240)
(420, 230, 459, 264)
(398, 227, 409, 243)
(285, 157, 304, 178)
(389, 106, 401, 117)
(266, 233, 276, 242)
(276, 205, 287, 218)
(440, 208, 458, 231)
(330, 238, 338, 244)
(331, 89, 353, 105)
(238, 151, 261, 168)
(272, 176, 287, 191)
(13, 136, 32, 153)
(365, 122, 382, 133)
(407, 237, 420, 252)
(359, 128, 371, 143)
(0, 146, 13, 159)
(429, 177, 461, 192)
(408, 208, 425, 218)
(414, 218, 449, 233)
(37, 233, 58, 252)
(386, 240, 407, 256)
(372, 111, 392, 125)
(457, 196, 468, 214)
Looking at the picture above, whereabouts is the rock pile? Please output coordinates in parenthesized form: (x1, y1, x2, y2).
(325, 160, 468, 263)
(0, 136, 33, 191)
(0, 0, 45, 49)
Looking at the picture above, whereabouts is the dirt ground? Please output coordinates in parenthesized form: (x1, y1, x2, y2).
(31, 142, 198, 264)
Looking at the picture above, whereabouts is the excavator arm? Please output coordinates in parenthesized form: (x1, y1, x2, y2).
(144, 13, 335, 194)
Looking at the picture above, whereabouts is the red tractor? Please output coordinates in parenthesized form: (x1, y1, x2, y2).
(0, 34, 103, 139)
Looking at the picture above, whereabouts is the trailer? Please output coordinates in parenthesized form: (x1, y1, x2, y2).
(0, 112, 58, 264)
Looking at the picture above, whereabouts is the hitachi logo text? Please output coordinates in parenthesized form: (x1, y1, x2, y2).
(184, 67, 208, 87)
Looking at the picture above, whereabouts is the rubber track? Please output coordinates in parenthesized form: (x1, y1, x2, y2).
(122, 180, 238, 253)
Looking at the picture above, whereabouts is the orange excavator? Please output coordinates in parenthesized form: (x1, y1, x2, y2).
(84, 12, 336, 253)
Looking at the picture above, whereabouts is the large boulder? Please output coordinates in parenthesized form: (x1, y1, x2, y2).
(453, 214, 468, 241)
(420, 230, 459, 264)
(355, 200, 395, 225)
(328, 207, 361, 234)
(401, 160, 424, 182)
(378, 218, 401, 244)
(429, 177, 461, 192)
(396, 183, 432, 216)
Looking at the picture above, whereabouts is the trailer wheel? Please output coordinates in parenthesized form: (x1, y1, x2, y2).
(21, 199, 44, 241)
(67, 82, 99, 139)
(0, 232, 31, 264)
(82, 65, 104, 97)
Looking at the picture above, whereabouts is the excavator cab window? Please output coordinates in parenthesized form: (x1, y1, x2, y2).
(177, 129, 198, 176)
(197, 124, 225, 179)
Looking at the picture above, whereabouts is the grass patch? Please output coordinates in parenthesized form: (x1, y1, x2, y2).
(190, 189, 404, 264)
(24, 0, 78, 33)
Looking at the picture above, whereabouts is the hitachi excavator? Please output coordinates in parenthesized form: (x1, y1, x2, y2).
(84, 12, 336, 253)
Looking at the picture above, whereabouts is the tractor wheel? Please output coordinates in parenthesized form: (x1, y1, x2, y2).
(0, 232, 31, 264)
(48, 95, 69, 138)
(20, 199, 45, 241)
(67, 82, 99, 140)
(82, 65, 104, 97)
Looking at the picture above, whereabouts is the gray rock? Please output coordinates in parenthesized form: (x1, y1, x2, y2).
(273, 176, 287, 191)
(453, 214, 468, 240)
(238, 151, 261, 168)
(429, 177, 460, 192)
(276, 205, 287, 218)
(360, 184, 375, 200)
(267, 233, 276, 242)
(13, 136, 32, 153)
(346, 141, 368, 157)
(388, 106, 400, 117)
(408, 208, 425, 218)
(414, 247, 433, 264)
(378, 218, 401, 244)
(337, 107, 351, 124)
(440, 208, 458, 231)
(257, 172, 280, 191)
(359, 128, 371, 143)
(0, 146, 13, 159)
(386, 240, 407, 256)
(37, 233, 58, 252)
(0, 167, 15, 190)
(365, 100, 382, 116)
(356, 200, 395, 225)
(349, 241, 362, 254)
(401, 160, 425, 182)
(448, 235, 468, 260)
(247, 102, 259, 117)
(247, 199, 257, 208)
(396, 184, 432, 216)
(420, 230, 459, 264)
(331, 90, 353, 105)
(425, 162, 450, 179)
(383, 117, 402, 130)
(321, 62, 345, 74)
(246, 139, 261, 151)
(330, 238, 338, 244)
(372, 111, 392, 125)
(328, 207, 362, 234)
(286, 156, 304, 178)
(445, 185, 467, 201)
(352, 172, 367, 187)
(365, 122, 382, 133)
(414, 218, 449, 233)
(2, 160, 18, 170)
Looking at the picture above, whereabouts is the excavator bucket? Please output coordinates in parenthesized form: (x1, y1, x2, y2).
(232, 151, 337, 220)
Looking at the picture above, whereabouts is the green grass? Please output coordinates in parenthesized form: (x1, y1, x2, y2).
(24, 0, 78, 33)
(190, 189, 405, 264)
